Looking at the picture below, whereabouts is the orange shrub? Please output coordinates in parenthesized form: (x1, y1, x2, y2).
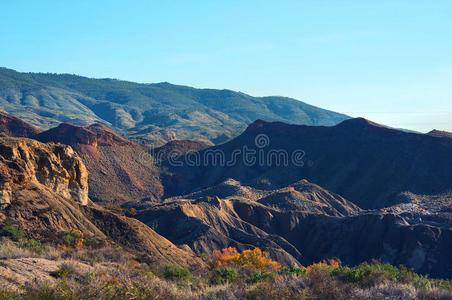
(209, 247, 239, 267)
(209, 247, 281, 271)
(305, 259, 340, 271)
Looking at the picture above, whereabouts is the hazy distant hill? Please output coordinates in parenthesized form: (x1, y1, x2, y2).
(0, 67, 349, 145)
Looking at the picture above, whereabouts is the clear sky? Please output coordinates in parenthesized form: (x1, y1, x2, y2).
(1, 0, 451, 132)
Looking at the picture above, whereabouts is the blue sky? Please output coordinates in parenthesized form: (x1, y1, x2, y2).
(1, 0, 451, 132)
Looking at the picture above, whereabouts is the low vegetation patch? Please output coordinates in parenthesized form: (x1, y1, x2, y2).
(162, 264, 193, 281)
(51, 263, 77, 279)
(58, 230, 84, 250)
(211, 266, 238, 284)
(1, 223, 25, 242)
(1, 223, 44, 255)
(0, 245, 451, 299)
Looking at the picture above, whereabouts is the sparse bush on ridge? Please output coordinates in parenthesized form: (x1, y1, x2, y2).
(281, 266, 307, 276)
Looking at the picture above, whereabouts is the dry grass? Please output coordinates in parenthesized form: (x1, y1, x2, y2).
(0, 238, 36, 259)
(1, 241, 451, 299)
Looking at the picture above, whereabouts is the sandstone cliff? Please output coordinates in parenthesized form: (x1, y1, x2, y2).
(0, 137, 88, 208)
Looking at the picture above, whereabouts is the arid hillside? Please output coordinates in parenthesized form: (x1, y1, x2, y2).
(0, 136, 201, 268)
(135, 178, 452, 277)
(0, 111, 41, 138)
(34, 123, 163, 203)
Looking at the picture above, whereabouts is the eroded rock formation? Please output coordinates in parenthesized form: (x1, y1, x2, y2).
(0, 137, 88, 207)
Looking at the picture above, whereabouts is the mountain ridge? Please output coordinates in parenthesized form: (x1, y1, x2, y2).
(162, 117, 452, 209)
(0, 67, 349, 145)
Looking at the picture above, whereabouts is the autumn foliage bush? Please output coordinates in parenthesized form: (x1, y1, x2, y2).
(305, 258, 340, 271)
(208, 247, 281, 271)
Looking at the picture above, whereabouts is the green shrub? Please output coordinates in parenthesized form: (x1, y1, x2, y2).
(63, 231, 81, 245)
(163, 264, 192, 281)
(332, 261, 424, 287)
(18, 238, 44, 254)
(432, 279, 452, 292)
(247, 271, 277, 284)
(377, 263, 413, 282)
(1, 223, 45, 255)
(60, 230, 84, 248)
(413, 276, 432, 290)
(1, 223, 24, 242)
(212, 267, 238, 284)
(333, 265, 366, 283)
(281, 267, 307, 276)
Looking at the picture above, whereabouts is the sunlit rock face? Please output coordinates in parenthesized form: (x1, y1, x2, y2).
(0, 137, 89, 207)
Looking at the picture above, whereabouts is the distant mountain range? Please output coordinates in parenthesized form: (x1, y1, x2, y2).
(0, 67, 349, 145)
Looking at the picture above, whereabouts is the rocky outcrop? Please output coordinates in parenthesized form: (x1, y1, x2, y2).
(0, 137, 88, 206)
(0, 115, 212, 204)
(0, 182, 12, 209)
(132, 178, 360, 266)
